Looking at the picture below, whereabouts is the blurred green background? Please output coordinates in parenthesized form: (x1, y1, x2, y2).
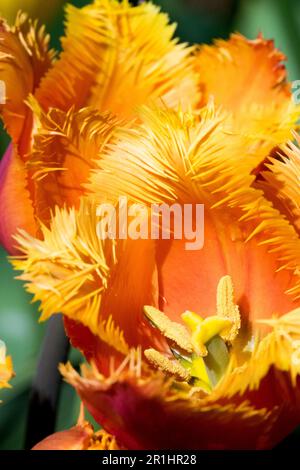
(1, 0, 300, 449)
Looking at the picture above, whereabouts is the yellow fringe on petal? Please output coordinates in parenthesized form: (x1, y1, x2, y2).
(88, 106, 300, 300)
(36, 0, 199, 116)
(0, 11, 54, 143)
(88, 429, 120, 450)
(212, 309, 300, 400)
(0, 340, 14, 389)
(12, 200, 116, 338)
(259, 133, 300, 234)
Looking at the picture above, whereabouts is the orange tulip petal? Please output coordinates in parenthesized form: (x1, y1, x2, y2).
(218, 368, 300, 449)
(0, 145, 36, 254)
(88, 107, 300, 325)
(0, 12, 54, 151)
(257, 134, 300, 235)
(61, 310, 300, 449)
(195, 33, 290, 111)
(157, 237, 297, 326)
(60, 362, 276, 450)
(64, 318, 129, 375)
(27, 101, 123, 225)
(32, 423, 93, 450)
(12, 107, 300, 362)
(12, 200, 165, 371)
(32, 423, 120, 450)
(207, 311, 300, 445)
(195, 34, 299, 170)
(36, 1, 198, 116)
(64, 318, 99, 364)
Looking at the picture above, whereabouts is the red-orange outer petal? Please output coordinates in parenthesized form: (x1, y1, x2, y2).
(32, 424, 94, 450)
(67, 373, 276, 450)
(0, 144, 36, 254)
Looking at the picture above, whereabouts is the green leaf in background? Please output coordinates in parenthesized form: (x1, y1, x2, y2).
(0, 247, 45, 449)
(237, 0, 300, 80)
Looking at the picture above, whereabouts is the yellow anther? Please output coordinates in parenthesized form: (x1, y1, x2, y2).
(216, 275, 241, 342)
(144, 348, 191, 382)
(144, 306, 193, 353)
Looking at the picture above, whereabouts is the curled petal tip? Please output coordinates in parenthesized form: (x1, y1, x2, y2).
(32, 422, 120, 450)
(32, 423, 94, 450)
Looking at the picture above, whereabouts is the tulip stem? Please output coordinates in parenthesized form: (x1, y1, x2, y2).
(24, 315, 70, 449)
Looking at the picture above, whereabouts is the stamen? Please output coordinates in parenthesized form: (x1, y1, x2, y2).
(170, 348, 211, 391)
(144, 349, 191, 382)
(216, 275, 241, 342)
(144, 306, 193, 353)
(143, 278, 241, 391)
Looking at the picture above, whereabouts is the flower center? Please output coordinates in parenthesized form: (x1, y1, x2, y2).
(144, 275, 241, 393)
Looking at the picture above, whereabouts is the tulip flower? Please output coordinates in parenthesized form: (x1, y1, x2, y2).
(13, 103, 300, 449)
(0, 340, 14, 389)
(0, 0, 198, 254)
